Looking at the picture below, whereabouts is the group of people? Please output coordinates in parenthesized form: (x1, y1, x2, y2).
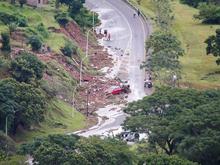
(144, 74, 153, 88)
(99, 29, 111, 41)
(133, 9, 141, 18)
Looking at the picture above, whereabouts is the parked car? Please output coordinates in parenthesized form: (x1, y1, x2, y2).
(120, 132, 140, 142)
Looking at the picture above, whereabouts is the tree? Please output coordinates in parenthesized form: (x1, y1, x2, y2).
(123, 87, 220, 164)
(1, 32, 11, 51)
(145, 31, 184, 70)
(143, 31, 184, 84)
(138, 153, 198, 165)
(27, 35, 42, 51)
(0, 79, 46, 134)
(75, 137, 134, 165)
(58, 0, 85, 12)
(154, 0, 174, 30)
(180, 0, 207, 7)
(19, 0, 27, 8)
(33, 143, 67, 165)
(205, 29, 220, 64)
(176, 101, 220, 165)
(180, 0, 220, 7)
(11, 52, 45, 83)
(194, 3, 220, 24)
(68, 0, 85, 16)
(19, 135, 134, 165)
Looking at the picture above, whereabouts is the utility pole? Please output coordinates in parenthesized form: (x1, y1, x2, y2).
(5, 114, 13, 136)
(5, 115, 8, 136)
(80, 28, 93, 86)
(93, 11, 95, 32)
(5, 110, 20, 136)
(86, 89, 90, 117)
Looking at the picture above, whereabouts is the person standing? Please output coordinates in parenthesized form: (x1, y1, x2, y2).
(137, 9, 140, 16)
(107, 33, 111, 41)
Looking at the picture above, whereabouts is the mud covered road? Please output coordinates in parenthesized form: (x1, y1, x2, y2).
(75, 0, 151, 137)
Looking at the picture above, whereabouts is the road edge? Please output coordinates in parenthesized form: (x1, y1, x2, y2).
(122, 0, 153, 95)
(122, 0, 152, 35)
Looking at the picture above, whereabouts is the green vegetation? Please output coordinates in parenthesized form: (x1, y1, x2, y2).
(0, 131, 26, 164)
(205, 29, 220, 64)
(27, 35, 42, 51)
(0, 78, 46, 135)
(15, 100, 85, 142)
(1, 32, 11, 51)
(19, 135, 134, 165)
(144, 30, 184, 85)
(0, 155, 26, 165)
(0, 11, 27, 27)
(180, 0, 220, 8)
(61, 41, 78, 57)
(57, 0, 99, 28)
(195, 3, 220, 24)
(140, 0, 184, 86)
(123, 87, 220, 165)
(0, 131, 16, 157)
(172, 1, 220, 88)
(42, 60, 77, 101)
(131, 0, 220, 88)
(139, 153, 198, 165)
(0, 1, 64, 53)
(11, 52, 45, 83)
(18, 134, 198, 165)
(54, 12, 70, 27)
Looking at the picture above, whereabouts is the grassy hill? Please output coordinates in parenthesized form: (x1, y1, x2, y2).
(130, 0, 220, 89)
(0, 1, 67, 53)
(14, 99, 85, 142)
(0, 0, 86, 143)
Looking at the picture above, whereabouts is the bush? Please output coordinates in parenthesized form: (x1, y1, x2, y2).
(36, 23, 49, 38)
(54, 12, 69, 27)
(28, 35, 42, 51)
(11, 52, 45, 83)
(61, 41, 77, 57)
(1, 32, 11, 51)
(8, 22, 18, 35)
(0, 131, 16, 156)
(0, 12, 27, 27)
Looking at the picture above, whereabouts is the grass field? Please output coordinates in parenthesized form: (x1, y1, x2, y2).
(130, 0, 220, 89)
(14, 99, 86, 142)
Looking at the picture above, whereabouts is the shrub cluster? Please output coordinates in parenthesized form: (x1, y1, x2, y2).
(61, 41, 77, 57)
(0, 12, 27, 27)
(54, 12, 69, 27)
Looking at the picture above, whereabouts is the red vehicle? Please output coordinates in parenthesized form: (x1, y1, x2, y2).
(111, 88, 124, 95)
(111, 85, 130, 95)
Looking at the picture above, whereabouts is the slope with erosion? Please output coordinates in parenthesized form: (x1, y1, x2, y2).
(130, 0, 220, 89)
(0, 2, 87, 142)
(0, 1, 122, 143)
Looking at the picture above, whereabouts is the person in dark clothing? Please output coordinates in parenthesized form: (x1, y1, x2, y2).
(137, 9, 140, 16)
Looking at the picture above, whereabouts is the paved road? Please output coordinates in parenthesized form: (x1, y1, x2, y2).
(76, 0, 151, 137)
